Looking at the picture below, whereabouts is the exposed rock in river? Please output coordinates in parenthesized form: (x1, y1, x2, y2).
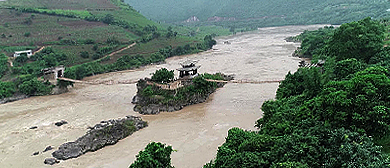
(43, 146, 53, 153)
(0, 94, 28, 104)
(44, 158, 59, 165)
(51, 116, 147, 160)
(54, 120, 68, 127)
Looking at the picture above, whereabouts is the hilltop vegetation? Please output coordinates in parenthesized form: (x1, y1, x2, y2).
(126, 0, 390, 29)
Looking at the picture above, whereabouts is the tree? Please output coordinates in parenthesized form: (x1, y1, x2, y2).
(333, 58, 365, 80)
(80, 51, 90, 58)
(207, 124, 387, 168)
(19, 78, 51, 96)
(192, 76, 216, 92)
(326, 17, 385, 63)
(204, 35, 217, 49)
(276, 67, 322, 100)
(24, 32, 31, 37)
(102, 14, 115, 24)
(0, 53, 9, 78)
(14, 53, 28, 65)
(166, 26, 174, 38)
(129, 142, 175, 168)
(0, 81, 15, 98)
(151, 68, 174, 83)
(43, 54, 58, 67)
(296, 26, 334, 58)
(307, 66, 390, 137)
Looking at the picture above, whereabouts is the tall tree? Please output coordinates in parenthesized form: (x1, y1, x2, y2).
(151, 68, 174, 83)
(0, 53, 9, 78)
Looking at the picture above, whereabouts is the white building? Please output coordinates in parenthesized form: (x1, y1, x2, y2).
(13, 50, 33, 58)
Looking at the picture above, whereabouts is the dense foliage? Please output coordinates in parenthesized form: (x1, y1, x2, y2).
(129, 142, 175, 168)
(151, 68, 174, 83)
(203, 17, 390, 167)
(0, 47, 80, 99)
(139, 75, 218, 106)
(289, 26, 335, 58)
(64, 35, 216, 80)
(326, 17, 386, 63)
(0, 81, 16, 98)
(0, 54, 9, 78)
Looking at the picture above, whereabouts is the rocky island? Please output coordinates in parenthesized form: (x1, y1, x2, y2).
(45, 116, 147, 164)
(132, 60, 233, 114)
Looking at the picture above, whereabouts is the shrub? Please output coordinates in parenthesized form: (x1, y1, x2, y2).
(14, 54, 28, 65)
(0, 81, 16, 98)
(0, 53, 9, 78)
(19, 78, 52, 96)
(92, 44, 99, 51)
(80, 51, 89, 58)
(84, 39, 95, 44)
(92, 53, 103, 60)
(151, 68, 174, 83)
(24, 32, 31, 37)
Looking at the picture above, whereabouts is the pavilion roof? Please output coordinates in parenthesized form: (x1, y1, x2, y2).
(177, 66, 201, 71)
(180, 60, 198, 67)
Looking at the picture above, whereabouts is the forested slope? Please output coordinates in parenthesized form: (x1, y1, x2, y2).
(126, 0, 390, 28)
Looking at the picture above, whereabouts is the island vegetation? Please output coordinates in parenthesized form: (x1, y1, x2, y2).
(132, 70, 233, 114)
(130, 17, 390, 168)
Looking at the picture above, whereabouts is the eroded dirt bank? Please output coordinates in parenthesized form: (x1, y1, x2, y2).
(0, 25, 326, 168)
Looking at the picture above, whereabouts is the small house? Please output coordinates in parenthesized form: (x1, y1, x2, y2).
(177, 60, 200, 78)
(13, 50, 33, 58)
(42, 65, 65, 81)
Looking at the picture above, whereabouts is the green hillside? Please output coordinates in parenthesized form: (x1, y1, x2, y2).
(125, 0, 390, 28)
(0, 0, 222, 99)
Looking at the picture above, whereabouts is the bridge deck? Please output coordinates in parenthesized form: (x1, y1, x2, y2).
(58, 77, 283, 86)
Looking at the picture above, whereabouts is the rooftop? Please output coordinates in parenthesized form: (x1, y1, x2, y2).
(177, 66, 201, 71)
(180, 60, 198, 67)
(14, 50, 32, 54)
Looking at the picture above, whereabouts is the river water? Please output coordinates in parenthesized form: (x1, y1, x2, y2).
(0, 25, 326, 168)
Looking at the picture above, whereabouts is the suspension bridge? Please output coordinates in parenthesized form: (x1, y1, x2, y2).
(58, 77, 283, 87)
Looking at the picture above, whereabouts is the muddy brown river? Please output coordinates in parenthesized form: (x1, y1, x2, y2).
(0, 25, 326, 168)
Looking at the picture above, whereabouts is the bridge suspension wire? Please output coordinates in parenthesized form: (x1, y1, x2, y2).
(205, 79, 283, 84)
(58, 77, 283, 86)
(57, 77, 138, 85)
